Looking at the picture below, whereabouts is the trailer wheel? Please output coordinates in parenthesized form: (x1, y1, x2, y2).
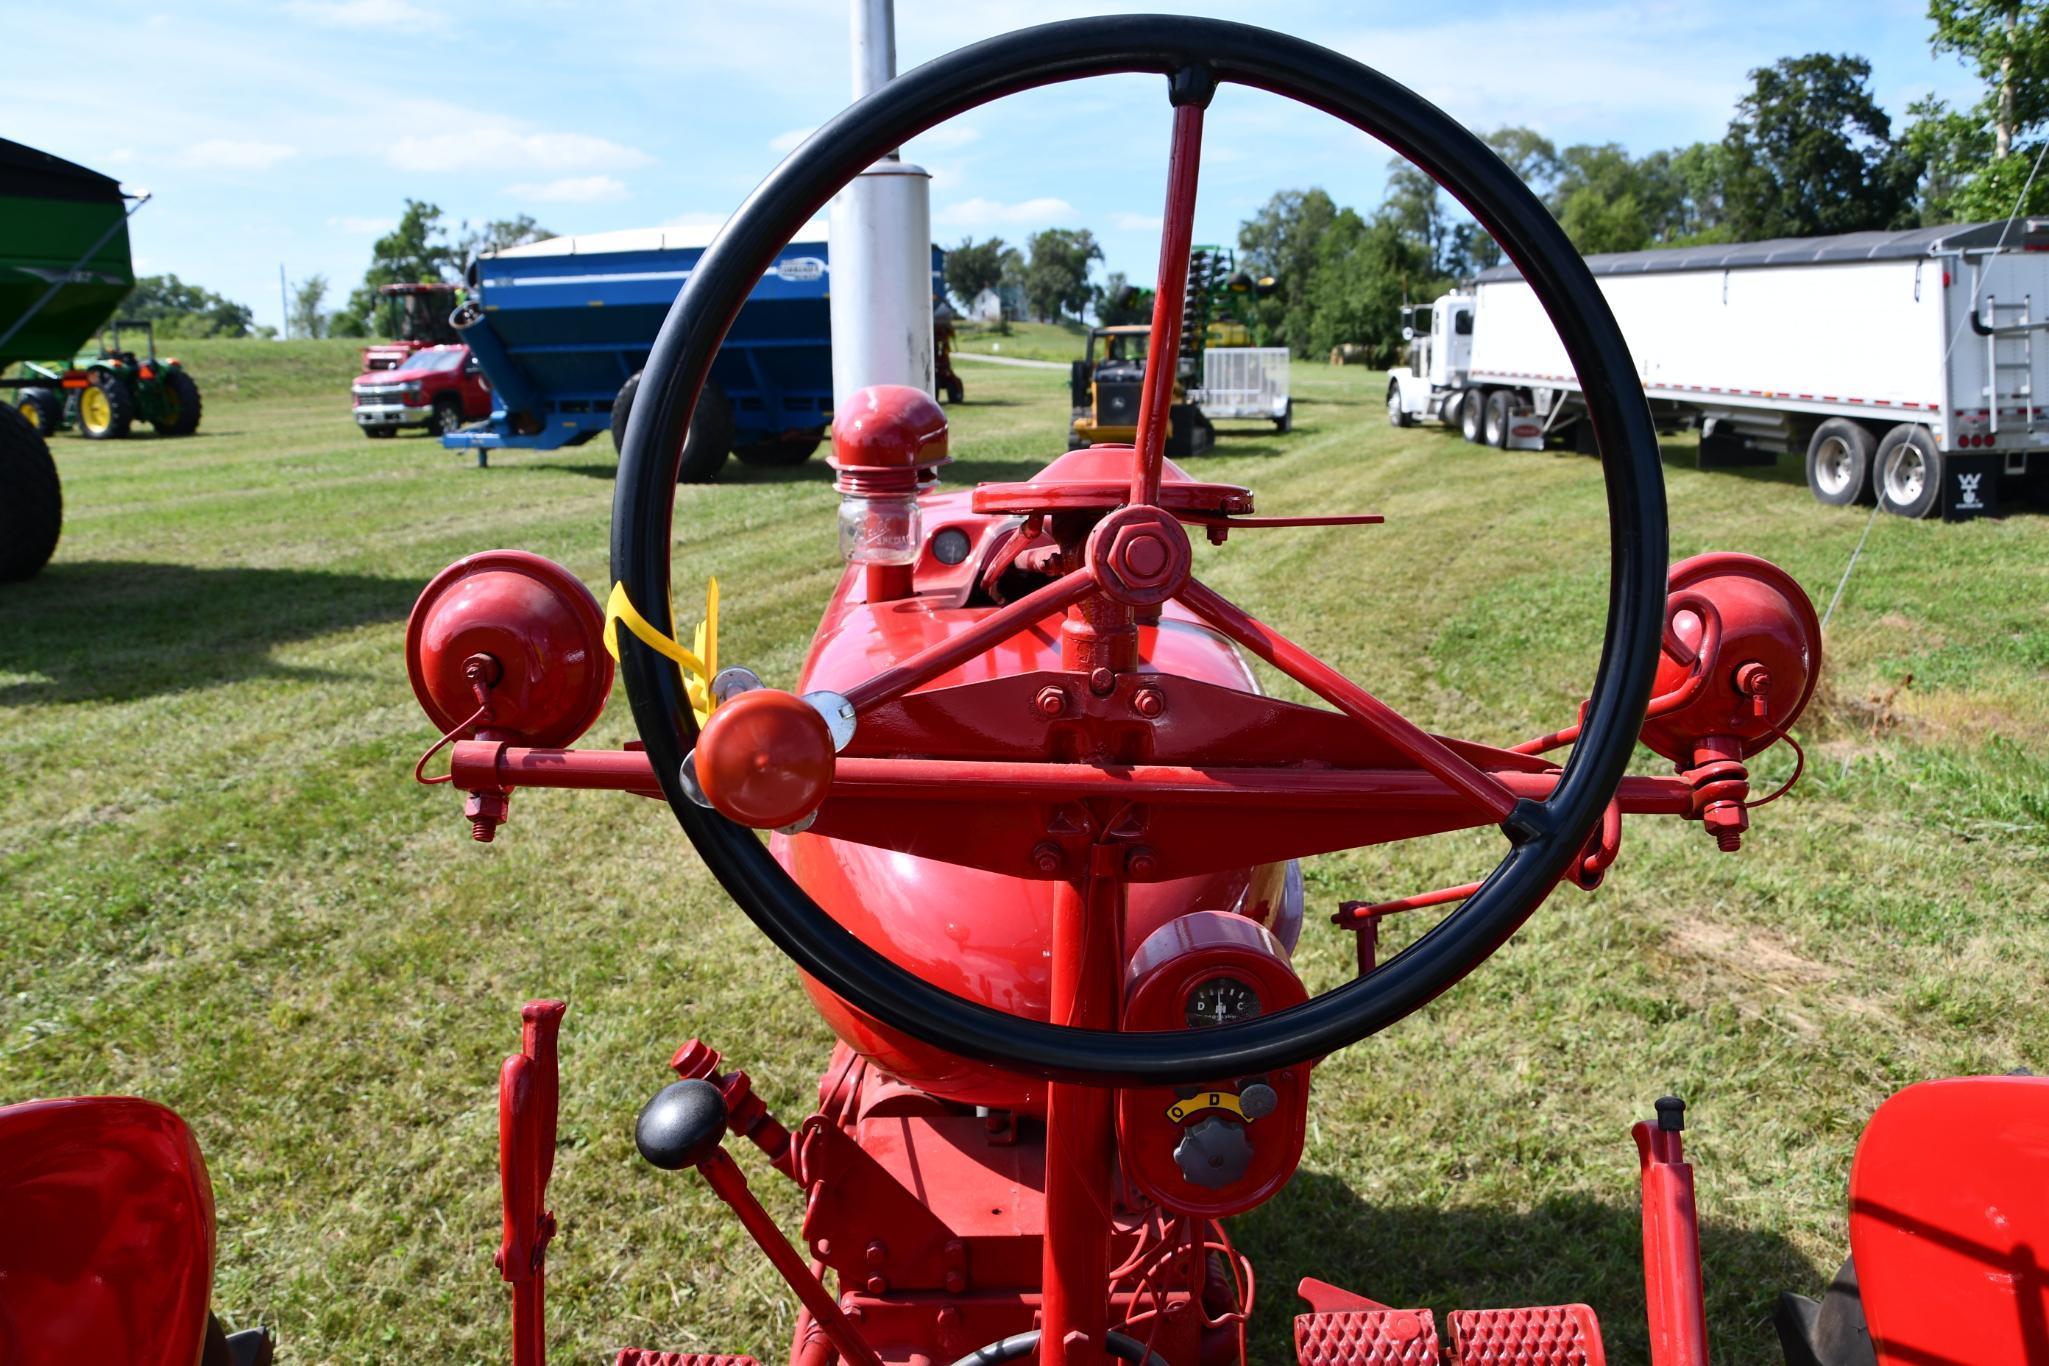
(1386, 380, 1413, 428)
(1875, 424, 1941, 519)
(1805, 419, 1875, 507)
(77, 372, 133, 440)
(1459, 388, 1487, 443)
(153, 369, 203, 436)
(1273, 398, 1292, 433)
(734, 435, 822, 467)
(15, 387, 60, 437)
(943, 376, 966, 404)
(1483, 389, 1514, 448)
(0, 405, 61, 581)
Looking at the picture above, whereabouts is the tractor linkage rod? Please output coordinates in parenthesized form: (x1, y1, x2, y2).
(1175, 577, 1523, 822)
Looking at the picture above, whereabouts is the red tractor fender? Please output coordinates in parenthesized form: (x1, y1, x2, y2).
(0, 1096, 217, 1364)
(1849, 1074, 2049, 1365)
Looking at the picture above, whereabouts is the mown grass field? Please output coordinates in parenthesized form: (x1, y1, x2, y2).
(4, 339, 2046, 1365)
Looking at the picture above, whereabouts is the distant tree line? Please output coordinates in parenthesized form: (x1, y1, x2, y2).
(107, 199, 550, 341)
(1244, 2, 2048, 363)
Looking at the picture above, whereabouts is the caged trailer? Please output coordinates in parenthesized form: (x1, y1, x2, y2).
(445, 224, 945, 477)
(1388, 221, 2049, 521)
(6, 18, 2048, 1366)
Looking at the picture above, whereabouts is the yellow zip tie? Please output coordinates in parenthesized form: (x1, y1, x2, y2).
(604, 578, 719, 727)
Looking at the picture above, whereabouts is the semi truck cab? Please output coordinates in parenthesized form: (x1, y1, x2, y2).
(1387, 293, 1472, 427)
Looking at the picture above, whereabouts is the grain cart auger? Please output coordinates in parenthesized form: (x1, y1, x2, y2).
(8, 18, 2044, 1366)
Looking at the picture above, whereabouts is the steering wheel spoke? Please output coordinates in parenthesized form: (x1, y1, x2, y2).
(1129, 67, 1215, 508)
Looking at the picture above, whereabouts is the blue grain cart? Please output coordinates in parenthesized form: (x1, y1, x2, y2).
(444, 225, 944, 480)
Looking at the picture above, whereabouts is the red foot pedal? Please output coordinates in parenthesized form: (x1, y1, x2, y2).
(1295, 1308, 1440, 1366)
(615, 1353, 763, 1366)
(1448, 1305, 1606, 1366)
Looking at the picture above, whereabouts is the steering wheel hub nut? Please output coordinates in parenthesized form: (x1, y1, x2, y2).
(1088, 506, 1191, 606)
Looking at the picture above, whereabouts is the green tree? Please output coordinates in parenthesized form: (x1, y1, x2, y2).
(1381, 163, 1452, 274)
(1021, 228, 1101, 323)
(1661, 142, 1736, 242)
(289, 274, 329, 340)
(457, 215, 551, 263)
(1303, 208, 1435, 365)
(943, 237, 1010, 312)
(1236, 187, 1338, 348)
(116, 274, 255, 338)
(1721, 54, 1916, 238)
(1550, 143, 1678, 254)
(1485, 126, 1561, 189)
(1929, 0, 2049, 159)
(344, 200, 461, 336)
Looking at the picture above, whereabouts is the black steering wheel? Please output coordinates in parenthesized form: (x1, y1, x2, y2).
(612, 15, 1667, 1086)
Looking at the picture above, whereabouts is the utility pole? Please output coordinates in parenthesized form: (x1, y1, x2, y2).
(280, 264, 290, 340)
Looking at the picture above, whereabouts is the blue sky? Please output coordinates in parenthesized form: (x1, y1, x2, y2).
(9, 1, 1984, 333)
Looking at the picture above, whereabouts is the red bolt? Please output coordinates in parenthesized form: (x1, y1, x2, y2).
(1133, 687, 1165, 718)
(464, 788, 509, 843)
(1702, 802, 1746, 853)
(1735, 661, 1773, 720)
(1031, 842, 1064, 875)
(865, 1239, 887, 1266)
(1123, 532, 1168, 578)
(1088, 667, 1116, 696)
(1034, 686, 1067, 718)
(1127, 846, 1159, 879)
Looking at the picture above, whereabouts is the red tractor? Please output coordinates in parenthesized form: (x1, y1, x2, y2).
(4, 19, 2043, 1366)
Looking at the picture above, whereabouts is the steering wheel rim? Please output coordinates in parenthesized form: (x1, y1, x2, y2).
(613, 14, 1668, 1086)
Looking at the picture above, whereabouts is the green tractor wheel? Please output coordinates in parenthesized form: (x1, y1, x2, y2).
(15, 388, 61, 437)
(0, 404, 62, 581)
(77, 371, 134, 439)
(152, 369, 202, 436)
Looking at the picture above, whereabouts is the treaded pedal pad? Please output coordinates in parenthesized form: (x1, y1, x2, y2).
(1447, 1304, 1606, 1366)
(615, 1353, 764, 1366)
(1294, 1308, 1441, 1365)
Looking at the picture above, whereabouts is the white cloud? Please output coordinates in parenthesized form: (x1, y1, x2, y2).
(769, 127, 814, 153)
(907, 124, 981, 151)
(106, 147, 137, 166)
(330, 215, 396, 235)
(389, 128, 649, 174)
(181, 139, 297, 171)
(1111, 211, 1163, 232)
(507, 174, 630, 204)
(285, 0, 446, 30)
(935, 195, 1078, 228)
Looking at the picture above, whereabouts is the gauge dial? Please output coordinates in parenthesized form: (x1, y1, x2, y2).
(1184, 975, 1261, 1029)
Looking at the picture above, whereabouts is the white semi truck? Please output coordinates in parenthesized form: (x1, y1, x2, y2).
(1387, 220, 2049, 519)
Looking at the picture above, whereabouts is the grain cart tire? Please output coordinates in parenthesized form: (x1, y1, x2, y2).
(16, 387, 61, 437)
(1484, 388, 1514, 448)
(78, 371, 133, 440)
(153, 369, 203, 436)
(1805, 419, 1875, 507)
(1385, 379, 1413, 427)
(610, 371, 642, 452)
(735, 436, 822, 468)
(1875, 424, 1941, 519)
(612, 370, 734, 481)
(429, 393, 465, 438)
(943, 376, 966, 404)
(1459, 387, 1487, 443)
(0, 405, 61, 581)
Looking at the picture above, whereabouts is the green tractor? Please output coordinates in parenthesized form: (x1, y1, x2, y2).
(14, 319, 203, 440)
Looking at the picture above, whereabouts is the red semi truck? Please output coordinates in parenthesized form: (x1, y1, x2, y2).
(349, 343, 492, 438)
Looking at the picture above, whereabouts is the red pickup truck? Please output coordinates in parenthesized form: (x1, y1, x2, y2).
(350, 344, 492, 438)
